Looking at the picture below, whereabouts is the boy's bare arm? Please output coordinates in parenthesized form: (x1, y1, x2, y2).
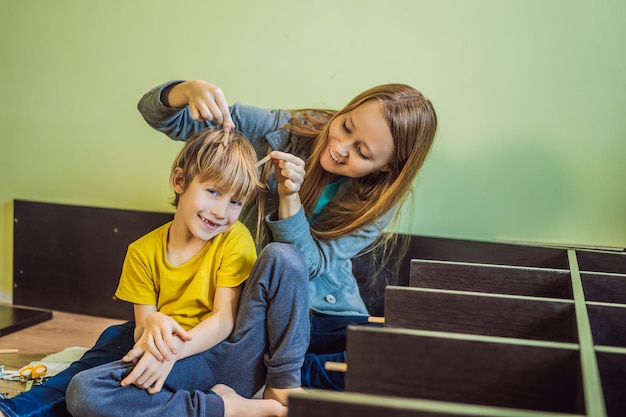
(127, 304, 192, 362)
(175, 285, 243, 359)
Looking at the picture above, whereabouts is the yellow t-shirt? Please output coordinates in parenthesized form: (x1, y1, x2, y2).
(115, 221, 257, 330)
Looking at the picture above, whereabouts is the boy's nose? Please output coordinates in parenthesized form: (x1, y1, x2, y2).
(211, 200, 227, 218)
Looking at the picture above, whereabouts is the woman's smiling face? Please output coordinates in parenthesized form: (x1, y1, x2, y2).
(320, 99, 395, 179)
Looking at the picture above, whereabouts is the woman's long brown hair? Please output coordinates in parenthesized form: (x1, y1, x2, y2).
(285, 84, 437, 241)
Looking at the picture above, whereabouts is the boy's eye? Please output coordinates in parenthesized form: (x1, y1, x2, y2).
(230, 199, 243, 207)
(207, 189, 219, 196)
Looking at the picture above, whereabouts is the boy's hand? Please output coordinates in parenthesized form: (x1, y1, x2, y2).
(120, 351, 176, 395)
(127, 312, 191, 362)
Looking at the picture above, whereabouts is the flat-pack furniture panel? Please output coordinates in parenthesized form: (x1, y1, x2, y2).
(13, 200, 173, 319)
(385, 286, 578, 343)
(581, 273, 626, 304)
(587, 304, 626, 348)
(287, 390, 580, 417)
(576, 250, 626, 275)
(409, 260, 573, 299)
(0, 305, 52, 336)
(595, 350, 626, 417)
(345, 326, 585, 415)
(405, 236, 569, 270)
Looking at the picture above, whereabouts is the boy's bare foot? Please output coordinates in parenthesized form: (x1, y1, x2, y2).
(263, 385, 305, 407)
(211, 384, 287, 417)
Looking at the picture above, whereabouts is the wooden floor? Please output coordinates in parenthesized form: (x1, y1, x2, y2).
(0, 308, 123, 397)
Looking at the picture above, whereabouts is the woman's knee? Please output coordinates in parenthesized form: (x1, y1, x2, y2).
(260, 243, 307, 274)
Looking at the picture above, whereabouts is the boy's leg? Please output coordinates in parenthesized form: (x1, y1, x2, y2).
(66, 359, 226, 417)
(67, 242, 309, 417)
(0, 322, 135, 417)
(208, 242, 310, 399)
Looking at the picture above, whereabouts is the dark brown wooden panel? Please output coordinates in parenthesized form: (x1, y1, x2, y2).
(288, 390, 486, 417)
(345, 326, 585, 415)
(385, 286, 578, 343)
(352, 234, 570, 316)
(13, 200, 173, 320)
(405, 236, 569, 270)
(596, 351, 626, 417)
(581, 273, 626, 304)
(577, 250, 626, 274)
(410, 260, 573, 299)
(0, 305, 52, 336)
(588, 305, 626, 348)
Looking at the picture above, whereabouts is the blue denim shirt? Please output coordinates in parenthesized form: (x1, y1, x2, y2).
(138, 81, 394, 316)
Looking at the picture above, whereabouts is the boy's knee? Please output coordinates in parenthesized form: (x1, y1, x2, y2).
(66, 373, 89, 416)
(66, 369, 106, 417)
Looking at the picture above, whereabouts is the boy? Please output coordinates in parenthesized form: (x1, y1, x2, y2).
(65, 129, 309, 417)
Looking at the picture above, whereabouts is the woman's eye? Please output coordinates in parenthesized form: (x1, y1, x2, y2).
(342, 120, 351, 133)
(356, 145, 370, 160)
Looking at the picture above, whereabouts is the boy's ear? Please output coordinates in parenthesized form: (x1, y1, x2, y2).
(170, 167, 185, 193)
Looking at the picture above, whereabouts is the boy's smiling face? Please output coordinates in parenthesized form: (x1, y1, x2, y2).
(172, 168, 245, 243)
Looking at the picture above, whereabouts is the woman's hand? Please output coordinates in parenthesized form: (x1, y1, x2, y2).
(271, 151, 305, 196)
(167, 80, 235, 131)
(271, 151, 305, 219)
(125, 312, 191, 362)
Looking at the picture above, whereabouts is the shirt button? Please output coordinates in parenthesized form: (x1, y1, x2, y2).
(325, 294, 336, 304)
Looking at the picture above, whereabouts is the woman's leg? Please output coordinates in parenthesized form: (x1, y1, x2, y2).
(0, 322, 135, 417)
(208, 242, 310, 398)
(302, 315, 383, 390)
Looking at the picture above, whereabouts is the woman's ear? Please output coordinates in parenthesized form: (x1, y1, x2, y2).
(170, 167, 185, 193)
(378, 164, 392, 173)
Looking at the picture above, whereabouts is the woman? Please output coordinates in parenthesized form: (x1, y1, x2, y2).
(138, 79, 438, 389)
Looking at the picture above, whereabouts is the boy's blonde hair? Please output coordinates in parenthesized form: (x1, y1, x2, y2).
(171, 129, 264, 207)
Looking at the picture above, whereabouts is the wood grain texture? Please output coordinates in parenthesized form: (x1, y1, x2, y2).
(576, 250, 626, 275)
(409, 260, 573, 299)
(581, 273, 626, 305)
(13, 200, 172, 319)
(345, 326, 585, 415)
(385, 286, 578, 343)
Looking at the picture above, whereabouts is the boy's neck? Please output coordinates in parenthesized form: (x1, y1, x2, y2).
(166, 222, 209, 267)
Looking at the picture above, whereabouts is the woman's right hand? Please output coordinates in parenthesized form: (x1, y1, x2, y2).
(167, 80, 235, 131)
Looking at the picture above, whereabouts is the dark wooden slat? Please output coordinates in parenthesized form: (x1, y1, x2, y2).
(345, 326, 585, 415)
(288, 391, 469, 417)
(286, 390, 574, 417)
(595, 351, 626, 417)
(581, 273, 626, 305)
(405, 236, 569, 270)
(384, 286, 578, 343)
(576, 250, 626, 274)
(0, 305, 52, 337)
(588, 305, 626, 348)
(410, 260, 573, 299)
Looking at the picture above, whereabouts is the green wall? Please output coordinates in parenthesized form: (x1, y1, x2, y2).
(1, 0, 624, 303)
